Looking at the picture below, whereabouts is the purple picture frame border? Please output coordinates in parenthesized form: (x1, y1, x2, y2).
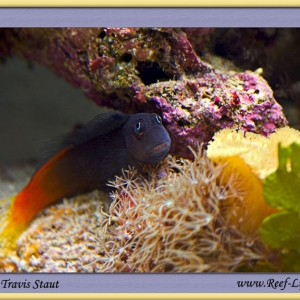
(0, 8, 300, 27)
(0, 7, 299, 294)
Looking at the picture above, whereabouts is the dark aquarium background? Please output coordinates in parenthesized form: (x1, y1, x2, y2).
(0, 57, 101, 164)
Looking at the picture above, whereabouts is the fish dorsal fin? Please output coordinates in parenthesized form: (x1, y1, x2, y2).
(36, 111, 131, 170)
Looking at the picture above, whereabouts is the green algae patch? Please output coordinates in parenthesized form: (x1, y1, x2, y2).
(279, 250, 300, 272)
(260, 142, 300, 271)
(263, 143, 300, 213)
(260, 211, 300, 250)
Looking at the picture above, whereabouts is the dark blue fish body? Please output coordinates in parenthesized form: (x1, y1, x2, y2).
(36, 112, 171, 196)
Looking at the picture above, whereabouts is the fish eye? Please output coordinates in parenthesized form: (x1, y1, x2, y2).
(135, 121, 143, 135)
(156, 115, 162, 124)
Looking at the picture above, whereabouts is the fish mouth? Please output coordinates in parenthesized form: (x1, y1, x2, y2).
(149, 140, 171, 155)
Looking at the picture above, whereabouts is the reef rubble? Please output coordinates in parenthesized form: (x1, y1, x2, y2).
(0, 28, 288, 158)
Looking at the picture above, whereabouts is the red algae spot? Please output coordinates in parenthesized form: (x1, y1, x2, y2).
(134, 92, 147, 103)
(230, 91, 241, 106)
(89, 56, 115, 73)
(213, 96, 221, 105)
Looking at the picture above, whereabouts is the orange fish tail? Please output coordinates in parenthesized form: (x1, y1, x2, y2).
(0, 189, 51, 253)
(0, 195, 29, 254)
(0, 175, 68, 255)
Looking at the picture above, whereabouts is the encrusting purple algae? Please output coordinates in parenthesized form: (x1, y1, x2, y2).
(0, 28, 288, 158)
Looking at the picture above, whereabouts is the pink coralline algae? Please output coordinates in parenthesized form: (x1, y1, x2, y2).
(145, 70, 286, 157)
(0, 28, 288, 158)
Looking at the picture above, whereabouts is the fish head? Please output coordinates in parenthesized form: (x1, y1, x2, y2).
(123, 113, 171, 164)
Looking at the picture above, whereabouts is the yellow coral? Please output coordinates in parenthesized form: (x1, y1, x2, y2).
(206, 126, 300, 237)
(207, 127, 300, 180)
